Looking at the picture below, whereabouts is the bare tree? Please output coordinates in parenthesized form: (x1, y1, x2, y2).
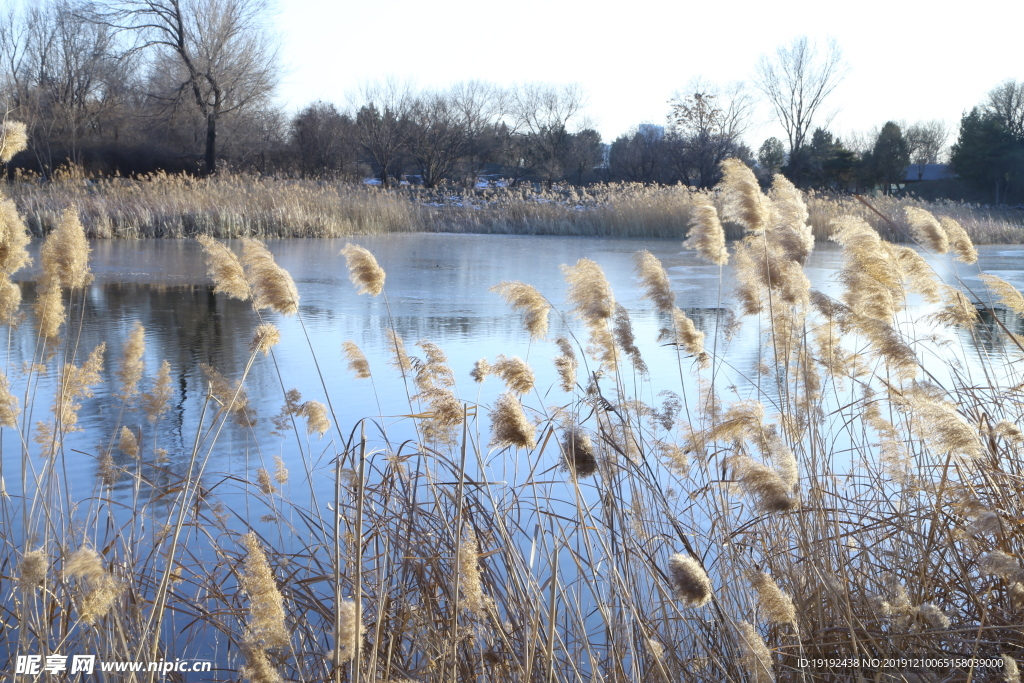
(353, 80, 412, 187)
(449, 80, 508, 187)
(905, 120, 949, 180)
(406, 90, 465, 188)
(755, 36, 845, 185)
(666, 79, 752, 188)
(513, 82, 585, 185)
(984, 79, 1024, 139)
(84, 0, 278, 175)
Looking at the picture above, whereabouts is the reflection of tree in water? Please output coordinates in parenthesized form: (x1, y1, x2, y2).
(959, 305, 1024, 355)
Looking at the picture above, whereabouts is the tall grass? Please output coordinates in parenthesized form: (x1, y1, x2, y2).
(2, 161, 1024, 683)
(6, 166, 1024, 242)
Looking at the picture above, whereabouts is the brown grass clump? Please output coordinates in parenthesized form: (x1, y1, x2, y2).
(491, 355, 535, 395)
(18, 549, 48, 590)
(342, 341, 371, 379)
(488, 392, 536, 450)
(241, 239, 299, 316)
(492, 281, 551, 340)
(719, 159, 769, 234)
(197, 235, 251, 301)
(904, 207, 950, 254)
(340, 243, 385, 296)
(116, 321, 146, 400)
(736, 621, 774, 683)
(239, 532, 289, 650)
(250, 323, 281, 356)
(633, 250, 676, 312)
(561, 426, 597, 478)
(684, 194, 728, 265)
(667, 553, 712, 607)
(0, 120, 28, 163)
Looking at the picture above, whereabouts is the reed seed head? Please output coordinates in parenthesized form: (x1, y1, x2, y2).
(748, 571, 797, 626)
(239, 532, 289, 650)
(1002, 655, 1020, 683)
(561, 426, 597, 478)
(65, 547, 105, 582)
(0, 193, 32, 276)
(684, 194, 728, 265)
(563, 258, 615, 326)
(667, 553, 712, 607)
(491, 355, 535, 394)
(142, 360, 173, 423)
(299, 400, 330, 437)
(904, 207, 949, 254)
(470, 358, 490, 383)
(0, 370, 19, 428)
(116, 321, 145, 399)
(250, 323, 280, 356)
(488, 392, 536, 450)
(340, 243, 385, 296)
(335, 599, 365, 663)
(981, 274, 1024, 317)
(41, 207, 92, 290)
(457, 527, 487, 616)
(736, 621, 774, 683)
(492, 281, 551, 339)
(197, 235, 251, 301)
(342, 341, 371, 378)
(719, 158, 769, 234)
(18, 549, 48, 589)
(273, 456, 288, 485)
(256, 467, 277, 495)
(554, 337, 578, 392)
(0, 120, 28, 163)
(242, 239, 299, 316)
(633, 251, 676, 312)
(939, 216, 977, 264)
(118, 426, 139, 458)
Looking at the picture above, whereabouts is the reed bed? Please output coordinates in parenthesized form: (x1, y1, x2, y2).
(2, 154, 1024, 683)
(5, 167, 1024, 242)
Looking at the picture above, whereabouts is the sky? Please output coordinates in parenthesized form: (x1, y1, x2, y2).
(273, 0, 1021, 152)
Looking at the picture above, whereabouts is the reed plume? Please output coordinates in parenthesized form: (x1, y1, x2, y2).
(613, 305, 648, 375)
(41, 207, 93, 290)
(563, 258, 617, 369)
(250, 323, 280, 355)
(242, 239, 299, 315)
(732, 454, 798, 512)
(201, 363, 256, 428)
(1003, 655, 1020, 683)
(667, 553, 712, 607)
(386, 329, 412, 374)
(116, 321, 146, 399)
(491, 355, 535, 394)
(239, 532, 289, 649)
(457, 527, 488, 616)
(736, 621, 774, 683)
(256, 467, 276, 495)
(939, 216, 978, 263)
(335, 599, 365, 663)
(684, 194, 728, 265)
(488, 392, 536, 449)
(340, 243, 385, 296)
(0, 192, 31, 323)
(342, 340, 371, 379)
(0, 120, 28, 163)
(54, 343, 106, 433)
(561, 426, 597, 478)
(197, 235, 251, 301)
(904, 207, 950, 253)
(18, 549, 48, 590)
(661, 307, 706, 364)
(298, 400, 330, 437)
(239, 642, 283, 683)
(492, 281, 551, 339)
(65, 547, 125, 625)
(830, 216, 901, 321)
(719, 158, 769, 234)
(0, 370, 19, 428)
(768, 174, 814, 263)
(142, 360, 173, 422)
(979, 551, 1024, 582)
(273, 456, 288, 485)
(633, 250, 675, 312)
(748, 571, 797, 626)
(470, 358, 490, 383)
(118, 426, 139, 458)
(980, 274, 1024, 317)
(553, 337, 578, 392)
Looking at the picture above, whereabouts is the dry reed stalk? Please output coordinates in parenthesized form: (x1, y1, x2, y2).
(667, 553, 712, 607)
(684, 194, 728, 265)
(340, 243, 386, 296)
(904, 207, 950, 253)
(242, 239, 300, 315)
(492, 281, 551, 339)
(343, 341, 371, 378)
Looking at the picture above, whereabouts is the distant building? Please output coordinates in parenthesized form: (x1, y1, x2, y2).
(904, 163, 957, 183)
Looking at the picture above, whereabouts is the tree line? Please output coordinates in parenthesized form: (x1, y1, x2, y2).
(1, 1, 1022, 203)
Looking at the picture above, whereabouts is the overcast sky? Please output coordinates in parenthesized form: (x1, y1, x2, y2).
(274, 0, 1020, 151)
